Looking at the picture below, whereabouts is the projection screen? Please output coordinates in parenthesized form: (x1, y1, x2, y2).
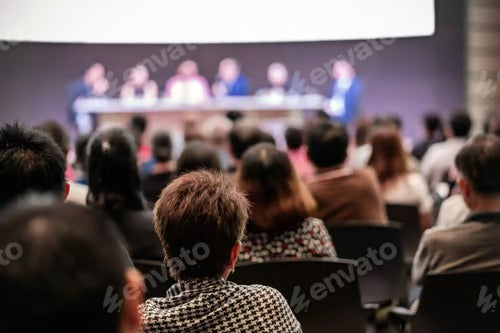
(0, 0, 435, 43)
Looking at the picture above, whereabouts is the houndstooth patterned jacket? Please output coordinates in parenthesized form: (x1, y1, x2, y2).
(140, 279, 302, 333)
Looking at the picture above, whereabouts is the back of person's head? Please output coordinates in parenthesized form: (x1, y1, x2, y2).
(0, 197, 142, 333)
(285, 127, 303, 150)
(237, 143, 316, 231)
(87, 128, 144, 212)
(368, 127, 409, 184)
(450, 111, 471, 138)
(423, 113, 443, 138)
(154, 171, 249, 280)
(0, 124, 66, 210)
(306, 120, 349, 168)
(35, 120, 70, 156)
(130, 116, 147, 147)
(151, 131, 172, 163)
(75, 134, 91, 171)
(455, 134, 500, 197)
(130, 116, 147, 135)
(228, 123, 273, 160)
(354, 116, 373, 146)
(176, 141, 222, 176)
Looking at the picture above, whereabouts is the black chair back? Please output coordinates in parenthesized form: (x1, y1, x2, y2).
(328, 224, 406, 304)
(230, 258, 366, 333)
(133, 259, 175, 299)
(385, 204, 421, 262)
(413, 272, 500, 333)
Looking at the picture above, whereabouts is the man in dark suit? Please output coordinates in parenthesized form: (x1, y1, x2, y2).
(413, 134, 500, 284)
(326, 60, 362, 124)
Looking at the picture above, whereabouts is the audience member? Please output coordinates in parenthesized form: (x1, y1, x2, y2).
(74, 134, 91, 184)
(141, 171, 301, 332)
(0, 198, 142, 333)
(35, 120, 75, 181)
(35, 120, 89, 205)
(176, 141, 222, 176)
(421, 112, 471, 188)
(130, 115, 152, 163)
(0, 124, 67, 210)
(348, 115, 373, 168)
(305, 120, 387, 225)
(368, 127, 433, 229)
(434, 194, 470, 229)
(237, 144, 335, 263)
(212, 58, 249, 97)
(284, 126, 313, 179)
(87, 128, 163, 260)
(201, 115, 234, 170)
(413, 135, 500, 284)
(121, 64, 158, 99)
(228, 122, 274, 172)
(141, 131, 174, 204)
(164, 60, 210, 104)
(412, 113, 444, 160)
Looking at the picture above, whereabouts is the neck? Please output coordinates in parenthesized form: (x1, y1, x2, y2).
(152, 161, 174, 174)
(472, 195, 500, 212)
(315, 162, 346, 175)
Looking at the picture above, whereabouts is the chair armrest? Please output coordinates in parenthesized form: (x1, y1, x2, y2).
(388, 306, 416, 323)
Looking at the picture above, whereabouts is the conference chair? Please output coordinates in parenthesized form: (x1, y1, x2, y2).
(389, 271, 500, 333)
(385, 204, 421, 262)
(133, 259, 174, 299)
(230, 258, 366, 333)
(328, 223, 406, 306)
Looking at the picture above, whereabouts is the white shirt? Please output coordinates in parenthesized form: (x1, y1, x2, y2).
(420, 138, 466, 189)
(383, 173, 433, 214)
(435, 194, 470, 229)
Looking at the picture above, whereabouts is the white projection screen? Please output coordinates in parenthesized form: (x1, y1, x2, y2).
(0, 0, 435, 43)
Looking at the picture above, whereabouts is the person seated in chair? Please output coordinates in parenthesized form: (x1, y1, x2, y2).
(140, 171, 302, 333)
(305, 120, 387, 226)
(237, 144, 336, 263)
(0, 198, 143, 333)
(413, 135, 500, 284)
(0, 123, 68, 211)
(87, 128, 163, 261)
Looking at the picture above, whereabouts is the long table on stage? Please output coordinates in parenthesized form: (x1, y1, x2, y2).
(74, 95, 326, 147)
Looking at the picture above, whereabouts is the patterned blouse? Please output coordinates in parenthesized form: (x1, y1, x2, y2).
(140, 279, 302, 333)
(239, 217, 336, 263)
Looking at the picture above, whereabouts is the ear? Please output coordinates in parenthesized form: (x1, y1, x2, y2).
(228, 241, 242, 271)
(121, 269, 144, 333)
(457, 176, 470, 198)
(64, 182, 70, 200)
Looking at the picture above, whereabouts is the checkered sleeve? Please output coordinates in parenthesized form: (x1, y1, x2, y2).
(252, 285, 303, 333)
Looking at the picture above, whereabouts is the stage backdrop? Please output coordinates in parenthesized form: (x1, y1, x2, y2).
(0, 0, 464, 140)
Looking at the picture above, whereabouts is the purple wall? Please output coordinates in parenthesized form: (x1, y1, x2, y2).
(0, 0, 465, 139)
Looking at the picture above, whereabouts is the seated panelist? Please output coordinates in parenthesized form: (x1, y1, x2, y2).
(212, 58, 249, 97)
(120, 64, 158, 100)
(164, 60, 210, 104)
